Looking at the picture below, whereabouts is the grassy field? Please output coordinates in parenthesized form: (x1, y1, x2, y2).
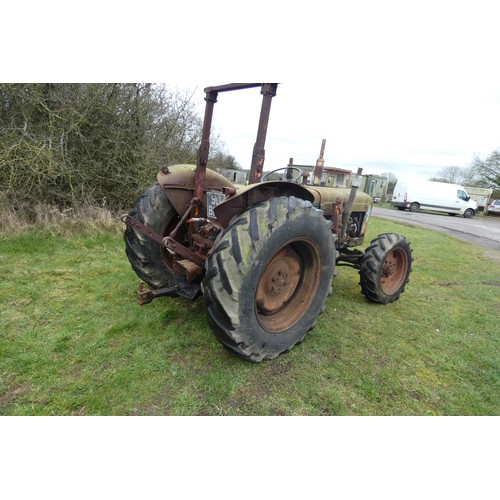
(1, 217, 499, 415)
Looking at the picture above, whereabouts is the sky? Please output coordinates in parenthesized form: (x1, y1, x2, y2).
(182, 1, 500, 183)
(5, 2, 500, 185)
(201, 79, 500, 183)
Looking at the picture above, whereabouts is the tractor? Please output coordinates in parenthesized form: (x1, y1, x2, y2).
(122, 83, 412, 362)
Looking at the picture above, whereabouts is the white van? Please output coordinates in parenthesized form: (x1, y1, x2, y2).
(391, 180, 477, 218)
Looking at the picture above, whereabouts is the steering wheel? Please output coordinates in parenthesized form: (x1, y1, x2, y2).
(261, 167, 303, 183)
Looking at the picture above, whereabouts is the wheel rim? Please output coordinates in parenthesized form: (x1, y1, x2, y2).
(380, 247, 409, 295)
(255, 239, 321, 333)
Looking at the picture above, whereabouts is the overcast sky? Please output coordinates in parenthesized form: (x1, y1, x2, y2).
(189, 2, 500, 183)
(201, 79, 499, 183)
(164, 1, 499, 184)
(5, 0, 500, 186)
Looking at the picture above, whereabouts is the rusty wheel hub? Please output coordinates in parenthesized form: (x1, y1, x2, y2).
(380, 248, 408, 295)
(254, 240, 321, 334)
(256, 247, 302, 315)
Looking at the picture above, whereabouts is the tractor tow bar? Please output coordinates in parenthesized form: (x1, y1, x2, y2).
(138, 280, 200, 305)
(121, 214, 165, 246)
(121, 214, 205, 268)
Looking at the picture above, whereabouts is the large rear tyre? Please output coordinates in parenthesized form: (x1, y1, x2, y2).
(202, 196, 336, 362)
(359, 233, 412, 304)
(124, 183, 178, 289)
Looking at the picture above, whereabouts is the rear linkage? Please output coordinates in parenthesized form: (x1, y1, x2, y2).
(121, 211, 209, 302)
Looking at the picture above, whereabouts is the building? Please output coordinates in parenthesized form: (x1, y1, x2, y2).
(464, 186, 493, 212)
(359, 175, 389, 203)
(214, 168, 248, 185)
(288, 163, 353, 188)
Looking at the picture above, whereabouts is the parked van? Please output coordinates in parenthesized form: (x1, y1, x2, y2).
(391, 180, 477, 218)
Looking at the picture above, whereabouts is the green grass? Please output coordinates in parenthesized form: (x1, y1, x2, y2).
(1, 218, 499, 415)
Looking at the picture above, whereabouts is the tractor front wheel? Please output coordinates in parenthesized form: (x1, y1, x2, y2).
(202, 196, 336, 362)
(359, 233, 412, 304)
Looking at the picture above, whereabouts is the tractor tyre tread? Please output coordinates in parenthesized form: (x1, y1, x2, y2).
(202, 196, 336, 362)
(359, 232, 412, 304)
(124, 183, 177, 289)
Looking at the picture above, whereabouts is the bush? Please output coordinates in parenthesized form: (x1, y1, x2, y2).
(0, 83, 235, 212)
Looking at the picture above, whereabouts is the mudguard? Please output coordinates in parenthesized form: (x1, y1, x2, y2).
(157, 164, 314, 228)
(213, 181, 314, 227)
(156, 164, 234, 217)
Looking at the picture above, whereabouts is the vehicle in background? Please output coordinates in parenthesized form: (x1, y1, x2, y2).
(391, 179, 477, 218)
(485, 199, 500, 216)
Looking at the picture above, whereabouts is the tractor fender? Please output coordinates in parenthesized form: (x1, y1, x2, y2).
(213, 181, 315, 228)
(156, 164, 314, 228)
(156, 164, 234, 217)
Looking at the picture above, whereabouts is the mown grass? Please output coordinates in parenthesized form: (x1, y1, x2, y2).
(1, 217, 499, 415)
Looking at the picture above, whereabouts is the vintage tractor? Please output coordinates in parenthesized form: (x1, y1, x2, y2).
(122, 83, 412, 361)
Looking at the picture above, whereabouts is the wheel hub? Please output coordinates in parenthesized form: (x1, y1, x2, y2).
(382, 257, 396, 278)
(380, 249, 407, 294)
(256, 247, 301, 315)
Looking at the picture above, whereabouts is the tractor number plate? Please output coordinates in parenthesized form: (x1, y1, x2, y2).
(207, 192, 226, 219)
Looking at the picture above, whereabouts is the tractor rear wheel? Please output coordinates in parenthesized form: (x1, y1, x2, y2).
(124, 183, 178, 289)
(202, 196, 336, 362)
(359, 233, 412, 304)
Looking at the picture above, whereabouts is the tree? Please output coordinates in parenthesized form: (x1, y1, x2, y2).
(209, 151, 241, 170)
(470, 151, 500, 188)
(429, 166, 475, 185)
(0, 83, 240, 211)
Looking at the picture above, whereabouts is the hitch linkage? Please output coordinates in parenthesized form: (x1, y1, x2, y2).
(138, 278, 200, 305)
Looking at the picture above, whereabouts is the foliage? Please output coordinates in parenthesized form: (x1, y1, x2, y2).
(0, 83, 236, 212)
(430, 149, 500, 188)
(471, 150, 500, 188)
(380, 171, 398, 195)
(429, 165, 476, 185)
(208, 151, 241, 170)
(1, 218, 499, 415)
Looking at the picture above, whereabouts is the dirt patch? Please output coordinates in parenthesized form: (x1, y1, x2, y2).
(0, 385, 32, 411)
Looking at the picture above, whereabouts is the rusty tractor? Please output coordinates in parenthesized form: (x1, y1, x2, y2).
(122, 83, 413, 361)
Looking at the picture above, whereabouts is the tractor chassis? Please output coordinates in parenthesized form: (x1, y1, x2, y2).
(122, 209, 366, 306)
